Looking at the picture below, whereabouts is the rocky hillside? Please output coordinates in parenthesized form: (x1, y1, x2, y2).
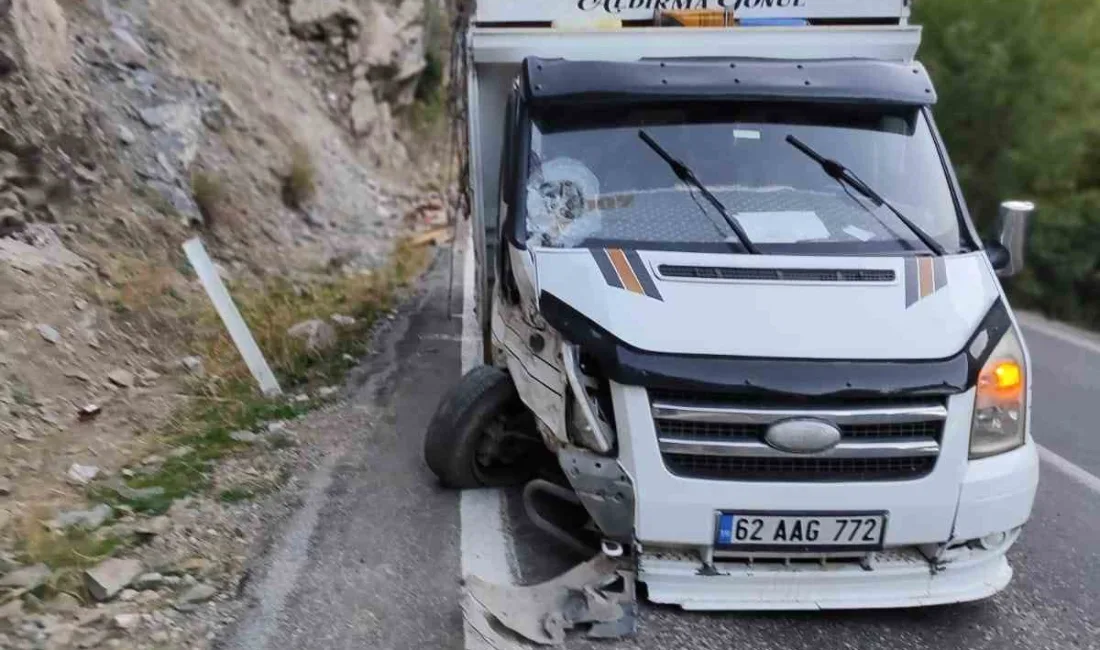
(0, 0, 447, 647)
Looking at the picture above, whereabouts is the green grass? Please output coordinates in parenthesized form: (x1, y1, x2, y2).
(219, 487, 255, 503)
(90, 383, 311, 514)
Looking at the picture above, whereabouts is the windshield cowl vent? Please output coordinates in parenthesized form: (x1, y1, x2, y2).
(657, 265, 896, 284)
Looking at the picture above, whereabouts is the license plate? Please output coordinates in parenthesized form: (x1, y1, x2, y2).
(716, 512, 887, 552)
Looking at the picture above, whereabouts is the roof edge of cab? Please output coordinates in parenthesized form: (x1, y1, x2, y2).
(522, 57, 938, 107)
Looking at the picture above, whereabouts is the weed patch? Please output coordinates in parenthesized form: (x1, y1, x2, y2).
(219, 487, 255, 503)
(15, 512, 126, 600)
(84, 241, 429, 518)
(282, 144, 316, 209)
(191, 170, 228, 227)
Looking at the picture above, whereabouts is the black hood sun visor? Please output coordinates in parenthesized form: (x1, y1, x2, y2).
(523, 57, 938, 108)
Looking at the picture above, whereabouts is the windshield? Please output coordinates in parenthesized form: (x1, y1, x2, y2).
(524, 102, 967, 255)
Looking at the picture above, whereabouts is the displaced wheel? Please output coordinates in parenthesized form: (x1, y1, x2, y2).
(424, 365, 541, 488)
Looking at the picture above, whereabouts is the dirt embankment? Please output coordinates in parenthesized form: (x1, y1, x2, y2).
(0, 0, 449, 647)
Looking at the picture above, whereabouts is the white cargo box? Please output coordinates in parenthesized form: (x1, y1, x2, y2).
(475, 0, 911, 25)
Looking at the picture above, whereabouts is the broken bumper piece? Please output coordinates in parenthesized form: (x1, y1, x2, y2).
(641, 530, 1018, 610)
(463, 553, 637, 646)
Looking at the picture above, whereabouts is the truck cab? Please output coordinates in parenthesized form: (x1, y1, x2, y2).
(444, 0, 1038, 611)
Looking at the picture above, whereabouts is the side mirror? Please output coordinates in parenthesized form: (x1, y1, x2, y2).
(987, 200, 1034, 278)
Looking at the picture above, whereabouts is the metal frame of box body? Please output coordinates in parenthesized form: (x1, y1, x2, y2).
(474, 0, 912, 25)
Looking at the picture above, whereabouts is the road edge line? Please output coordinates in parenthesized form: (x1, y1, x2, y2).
(1038, 444, 1100, 495)
(1018, 313, 1100, 357)
(458, 224, 518, 649)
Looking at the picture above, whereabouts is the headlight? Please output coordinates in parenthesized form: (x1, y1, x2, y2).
(969, 327, 1027, 459)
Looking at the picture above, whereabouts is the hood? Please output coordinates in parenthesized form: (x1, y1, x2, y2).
(534, 248, 1000, 360)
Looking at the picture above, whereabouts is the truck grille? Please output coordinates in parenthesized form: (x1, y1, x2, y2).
(651, 390, 945, 483)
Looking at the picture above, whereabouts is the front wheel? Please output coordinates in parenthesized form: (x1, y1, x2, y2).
(424, 365, 541, 488)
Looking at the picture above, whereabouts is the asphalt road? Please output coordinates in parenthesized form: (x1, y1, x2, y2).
(222, 247, 1100, 650)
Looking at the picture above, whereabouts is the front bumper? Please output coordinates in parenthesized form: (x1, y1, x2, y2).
(640, 529, 1019, 610)
(612, 383, 1039, 547)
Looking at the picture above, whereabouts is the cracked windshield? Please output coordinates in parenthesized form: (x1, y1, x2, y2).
(527, 103, 965, 254)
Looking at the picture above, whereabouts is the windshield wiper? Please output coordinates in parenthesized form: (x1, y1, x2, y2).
(785, 135, 947, 256)
(638, 130, 760, 255)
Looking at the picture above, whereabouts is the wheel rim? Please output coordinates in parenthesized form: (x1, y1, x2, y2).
(471, 406, 540, 485)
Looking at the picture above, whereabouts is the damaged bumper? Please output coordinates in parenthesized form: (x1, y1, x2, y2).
(640, 529, 1019, 610)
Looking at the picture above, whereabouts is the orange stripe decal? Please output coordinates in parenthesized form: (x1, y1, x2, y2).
(608, 249, 645, 295)
(918, 257, 934, 299)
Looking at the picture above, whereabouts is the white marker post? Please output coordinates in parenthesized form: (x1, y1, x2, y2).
(183, 238, 282, 397)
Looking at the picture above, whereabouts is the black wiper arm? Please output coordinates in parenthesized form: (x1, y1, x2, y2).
(785, 135, 947, 256)
(638, 130, 760, 255)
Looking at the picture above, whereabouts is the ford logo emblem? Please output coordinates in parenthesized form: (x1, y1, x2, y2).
(764, 419, 842, 454)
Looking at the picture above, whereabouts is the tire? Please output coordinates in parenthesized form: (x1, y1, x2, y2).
(424, 365, 540, 488)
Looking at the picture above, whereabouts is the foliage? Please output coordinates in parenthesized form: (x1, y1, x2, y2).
(282, 144, 317, 209)
(916, 0, 1100, 325)
(191, 170, 228, 228)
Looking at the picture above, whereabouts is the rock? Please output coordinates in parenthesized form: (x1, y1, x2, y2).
(117, 124, 136, 145)
(137, 369, 160, 386)
(66, 464, 99, 485)
(287, 0, 365, 36)
(77, 404, 102, 421)
(107, 481, 165, 502)
(175, 557, 211, 576)
(45, 593, 81, 615)
(167, 446, 194, 459)
(0, 598, 23, 623)
(0, 476, 11, 495)
(53, 504, 112, 530)
(76, 628, 108, 648)
(16, 186, 46, 210)
(136, 589, 160, 604)
(330, 314, 357, 327)
(137, 103, 197, 132)
(20, 590, 43, 610)
(318, 386, 339, 398)
(83, 558, 143, 602)
(0, 510, 10, 533)
(134, 516, 171, 538)
(0, 48, 15, 77)
(0, 191, 20, 211)
(287, 319, 336, 352)
(359, 3, 400, 68)
(10, 0, 70, 73)
(107, 369, 134, 388)
(266, 421, 288, 433)
(36, 324, 60, 344)
(63, 369, 91, 383)
(110, 27, 148, 68)
(131, 573, 163, 590)
(176, 583, 216, 605)
(349, 85, 378, 137)
(0, 563, 50, 590)
(174, 356, 204, 376)
(117, 589, 138, 602)
(229, 431, 260, 443)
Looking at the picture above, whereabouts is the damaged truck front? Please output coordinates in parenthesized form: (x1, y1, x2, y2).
(426, 0, 1039, 625)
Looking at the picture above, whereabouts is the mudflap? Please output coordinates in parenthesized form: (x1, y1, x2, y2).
(463, 553, 638, 646)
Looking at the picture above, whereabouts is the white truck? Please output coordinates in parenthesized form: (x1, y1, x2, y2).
(426, 0, 1039, 628)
